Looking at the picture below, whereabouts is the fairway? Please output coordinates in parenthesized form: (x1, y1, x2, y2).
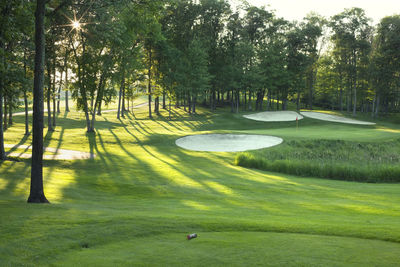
(1, 105, 400, 266)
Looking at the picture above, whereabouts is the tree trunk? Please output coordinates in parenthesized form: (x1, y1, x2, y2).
(3, 97, 7, 130)
(192, 95, 197, 114)
(375, 93, 380, 117)
(46, 63, 53, 131)
(8, 96, 12, 126)
(372, 94, 376, 118)
(121, 79, 126, 118)
(0, 2, 10, 160)
(148, 50, 152, 119)
(24, 90, 29, 135)
(28, 0, 49, 203)
(353, 87, 357, 117)
(0, 95, 4, 160)
(52, 57, 56, 127)
(64, 57, 69, 112)
(162, 90, 166, 109)
(117, 75, 124, 120)
(230, 90, 234, 113)
(339, 87, 343, 112)
(169, 95, 171, 120)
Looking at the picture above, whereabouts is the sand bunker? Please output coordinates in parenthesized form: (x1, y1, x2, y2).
(5, 144, 95, 160)
(243, 111, 303, 122)
(300, 111, 376, 125)
(176, 134, 283, 152)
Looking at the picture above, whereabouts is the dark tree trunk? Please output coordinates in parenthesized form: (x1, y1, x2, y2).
(148, 50, 152, 119)
(121, 79, 126, 118)
(169, 95, 172, 120)
(117, 74, 124, 120)
(187, 94, 191, 114)
(23, 51, 30, 135)
(0, 95, 4, 160)
(8, 96, 12, 126)
(375, 93, 380, 117)
(339, 88, 343, 112)
(248, 92, 252, 111)
(230, 90, 234, 113)
(24, 91, 29, 135)
(0, 3, 10, 160)
(64, 56, 69, 112)
(192, 95, 197, 114)
(162, 90, 166, 109)
(28, 0, 49, 203)
(3, 97, 7, 130)
(46, 63, 53, 131)
(52, 58, 56, 127)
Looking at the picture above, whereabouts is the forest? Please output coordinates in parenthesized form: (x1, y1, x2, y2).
(1, 0, 400, 137)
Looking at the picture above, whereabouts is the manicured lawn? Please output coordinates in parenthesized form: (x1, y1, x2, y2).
(1, 105, 400, 266)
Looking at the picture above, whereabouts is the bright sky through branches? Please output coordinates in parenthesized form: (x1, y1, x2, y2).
(231, 0, 400, 24)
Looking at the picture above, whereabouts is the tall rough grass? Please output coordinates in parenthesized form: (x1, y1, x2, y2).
(235, 139, 400, 183)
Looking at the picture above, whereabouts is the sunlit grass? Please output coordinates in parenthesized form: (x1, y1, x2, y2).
(1, 103, 400, 266)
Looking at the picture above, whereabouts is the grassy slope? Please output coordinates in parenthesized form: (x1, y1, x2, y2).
(1, 105, 400, 266)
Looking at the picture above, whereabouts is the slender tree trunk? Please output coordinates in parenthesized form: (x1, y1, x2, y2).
(169, 94, 171, 120)
(372, 94, 376, 118)
(248, 92, 252, 111)
(148, 50, 152, 119)
(24, 90, 29, 135)
(375, 93, 380, 116)
(339, 88, 343, 112)
(28, 0, 49, 203)
(0, 94, 4, 160)
(0, 3, 10, 160)
(52, 56, 56, 127)
(121, 80, 126, 118)
(230, 90, 234, 113)
(154, 96, 159, 114)
(46, 63, 53, 131)
(353, 87, 357, 117)
(8, 96, 12, 126)
(193, 95, 197, 114)
(3, 97, 7, 130)
(162, 90, 166, 109)
(23, 51, 30, 135)
(64, 57, 69, 112)
(117, 74, 124, 120)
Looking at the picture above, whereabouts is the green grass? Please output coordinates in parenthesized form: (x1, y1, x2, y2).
(1, 105, 400, 266)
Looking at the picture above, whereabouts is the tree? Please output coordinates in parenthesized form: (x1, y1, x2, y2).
(371, 15, 400, 115)
(28, 0, 49, 203)
(330, 8, 372, 116)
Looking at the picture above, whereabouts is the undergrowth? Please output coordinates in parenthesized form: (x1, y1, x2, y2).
(235, 139, 400, 183)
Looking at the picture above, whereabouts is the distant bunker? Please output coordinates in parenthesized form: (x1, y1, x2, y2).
(300, 111, 376, 125)
(176, 134, 283, 152)
(243, 111, 303, 122)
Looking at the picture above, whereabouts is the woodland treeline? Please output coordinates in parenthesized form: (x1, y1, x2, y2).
(1, 0, 400, 146)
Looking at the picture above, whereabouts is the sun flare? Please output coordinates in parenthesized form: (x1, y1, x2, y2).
(72, 20, 81, 30)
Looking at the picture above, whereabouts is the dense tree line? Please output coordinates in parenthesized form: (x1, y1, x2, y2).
(0, 0, 399, 200)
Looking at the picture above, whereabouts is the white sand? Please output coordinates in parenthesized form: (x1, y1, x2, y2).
(176, 134, 283, 152)
(300, 111, 376, 125)
(5, 144, 95, 160)
(243, 111, 303, 122)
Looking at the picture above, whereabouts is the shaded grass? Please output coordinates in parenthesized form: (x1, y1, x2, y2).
(1, 105, 400, 266)
(235, 139, 400, 182)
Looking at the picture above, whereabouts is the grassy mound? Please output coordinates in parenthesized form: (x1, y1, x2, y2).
(235, 139, 400, 182)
